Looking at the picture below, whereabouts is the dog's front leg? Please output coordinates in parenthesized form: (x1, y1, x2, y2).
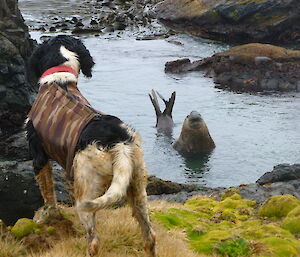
(35, 161, 57, 206)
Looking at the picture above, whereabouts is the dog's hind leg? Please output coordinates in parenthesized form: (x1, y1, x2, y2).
(127, 158, 156, 257)
(73, 148, 109, 256)
(128, 181, 156, 257)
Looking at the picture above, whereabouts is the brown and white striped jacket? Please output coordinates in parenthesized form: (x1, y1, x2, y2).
(28, 82, 98, 177)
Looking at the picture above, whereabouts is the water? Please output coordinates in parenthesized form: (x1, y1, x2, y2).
(20, 1, 300, 188)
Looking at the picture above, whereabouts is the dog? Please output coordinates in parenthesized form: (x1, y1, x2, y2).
(26, 35, 156, 257)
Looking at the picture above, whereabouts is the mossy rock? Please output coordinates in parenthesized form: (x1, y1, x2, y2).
(260, 237, 300, 257)
(258, 195, 300, 219)
(215, 43, 300, 61)
(11, 218, 39, 238)
(282, 206, 300, 234)
(221, 187, 241, 200)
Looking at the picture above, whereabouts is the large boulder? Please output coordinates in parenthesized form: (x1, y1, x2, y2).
(0, 0, 36, 139)
(165, 43, 300, 92)
(0, 161, 72, 226)
(154, 0, 300, 44)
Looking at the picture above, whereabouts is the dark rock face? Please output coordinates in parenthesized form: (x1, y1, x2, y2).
(257, 164, 300, 185)
(165, 43, 300, 92)
(154, 0, 300, 44)
(0, 130, 29, 160)
(0, 0, 36, 139)
(0, 161, 72, 226)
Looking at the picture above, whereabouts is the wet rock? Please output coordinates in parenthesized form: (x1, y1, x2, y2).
(257, 164, 300, 185)
(0, 161, 72, 226)
(75, 21, 84, 27)
(72, 27, 102, 34)
(154, 0, 300, 44)
(0, 0, 36, 138)
(165, 43, 300, 92)
(90, 19, 98, 25)
(147, 175, 198, 195)
(103, 25, 115, 33)
(147, 175, 226, 203)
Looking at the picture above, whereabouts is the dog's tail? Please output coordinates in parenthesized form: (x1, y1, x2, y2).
(78, 143, 133, 212)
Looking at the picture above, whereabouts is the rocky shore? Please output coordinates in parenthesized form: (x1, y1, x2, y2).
(165, 43, 300, 92)
(19, 0, 171, 39)
(154, 0, 300, 44)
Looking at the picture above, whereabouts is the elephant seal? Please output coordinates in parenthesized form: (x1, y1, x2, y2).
(149, 90, 176, 136)
(173, 111, 215, 154)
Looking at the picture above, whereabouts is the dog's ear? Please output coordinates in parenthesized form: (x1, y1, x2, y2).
(29, 38, 68, 78)
(75, 41, 95, 78)
(29, 43, 47, 78)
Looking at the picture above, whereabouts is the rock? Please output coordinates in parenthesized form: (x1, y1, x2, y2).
(147, 175, 226, 203)
(154, 0, 300, 44)
(257, 164, 300, 185)
(146, 175, 198, 195)
(0, 161, 72, 226)
(238, 181, 300, 204)
(0, 130, 29, 160)
(0, 0, 36, 138)
(165, 43, 300, 92)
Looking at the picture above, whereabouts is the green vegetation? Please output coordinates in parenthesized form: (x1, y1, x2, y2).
(214, 238, 251, 257)
(258, 195, 300, 219)
(153, 193, 300, 256)
(11, 218, 39, 238)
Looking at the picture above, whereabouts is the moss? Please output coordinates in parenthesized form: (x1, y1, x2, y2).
(221, 188, 241, 200)
(215, 43, 300, 60)
(258, 195, 300, 219)
(185, 196, 217, 209)
(152, 195, 300, 257)
(189, 230, 232, 254)
(282, 206, 300, 234)
(260, 237, 300, 257)
(46, 226, 56, 235)
(11, 218, 39, 238)
(214, 237, 251, 257)
(228, 9, 241, 22)
(234, 0, 268, 4)
(153, 208, 201, 230)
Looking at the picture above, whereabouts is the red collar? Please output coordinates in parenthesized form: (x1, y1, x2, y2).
(41, 66, 78, 78)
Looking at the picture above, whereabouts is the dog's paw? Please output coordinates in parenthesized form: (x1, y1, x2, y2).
(88, 236, 100, 256)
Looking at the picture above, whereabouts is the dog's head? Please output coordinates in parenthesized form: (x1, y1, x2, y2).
(29, 35, 95, 79)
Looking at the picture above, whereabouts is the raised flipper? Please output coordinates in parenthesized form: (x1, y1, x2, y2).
(149, 90, 176, 135)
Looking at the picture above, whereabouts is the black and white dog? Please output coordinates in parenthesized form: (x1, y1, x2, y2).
(26, 35, 156, 257)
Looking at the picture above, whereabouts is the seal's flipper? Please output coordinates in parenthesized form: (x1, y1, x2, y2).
(149, 90, 162, 124)
(163, 91, 176, 118)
